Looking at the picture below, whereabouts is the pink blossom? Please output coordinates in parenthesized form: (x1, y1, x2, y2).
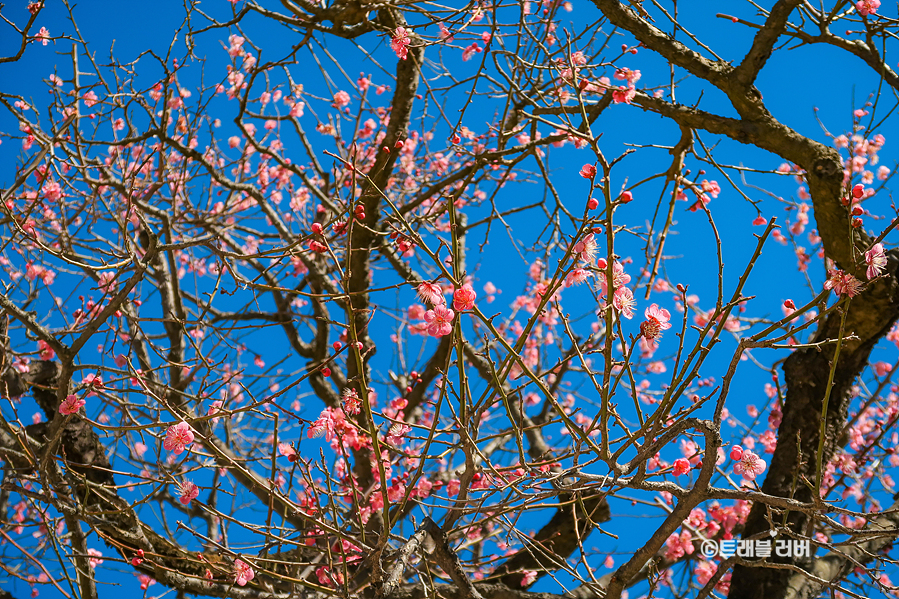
(733, 449, 767, 481)
(417, 281, 445, 306)
(137, 574, 155, 590)
(391, 27, 411, 60)
(664, 531, 695, 561)
(612, 286, 636, 319)
(424, 305, 455, 337)
(597, 259, 631, 296)
(387, 480, 406, 501)
(164, 421, 195, 455)
(865, 243, 887, 280)
(278, 442, 298, 461)
(612, 85, 636, 104)
(37, 340, 55, 361)
(87, 548, 103, 569)
(228, 34, 245, 57)
(640, 303, 672, 341)
(233, 559, 255, 586)
(856, 0, 880, 16)
(35, 27, 50, 46)
(461, 42, 481, 61)
(307, 407, 339, 441)
(342, 388, 362, 415)
(179, 480, 199, 505)
(700, 179, 720, 198)
(824, 269, 863, 297)
(672, 458, 691, 476)
(579, 163, 596, 179)
(59, 394, 85, 416)
(332, 91, 351, 108)
(730, 445, 744, 461)
(207, 401, 224, 419)
(521, 570, 538, 586)
(573, 233, 598, 263)
(453, 284, 476, 311)
(564, 268, 592, 287)
(97, 271, 116, 294)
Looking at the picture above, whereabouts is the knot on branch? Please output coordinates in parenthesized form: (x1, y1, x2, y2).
(811, 156, 842, 178)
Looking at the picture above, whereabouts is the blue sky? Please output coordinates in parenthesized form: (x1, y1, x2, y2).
(1, 1, 897, 597)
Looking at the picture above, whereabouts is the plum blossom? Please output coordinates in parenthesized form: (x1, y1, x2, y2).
(733, 449, 767, 481)
(164, 421, 195, 455)
(640, 303, 672, 341)
(59, 394, 85, 416)
(342, 388, 362, 415)
(856, 0, 880, 16)
(453, 284, 476, 311)
(179, 480, 199, 505)
(672, 458, 691, 476)
(97, 271, 116, 294)
(664, 531, 695, 561)
(579, 163, 596, 179)
(612, 286, 636, 319)
(332, 91, 351, 109)
(521, 570, 538, 586)
(417, 281, 445, 306)
(424, 305, 455, 337)
(233, 559, 255, 586)
(37, 340, 55, 361)
(391, 27, 411, 60)
(824, 269, 863, 298)
(87, 548, 103, 569)
(612, 85, 636, 104)
(278, 442, 298, 461)
(137, 574, 155, 590)
(35, 27, 50, 45)
(573, 233, 598, 263)
(564, 268, 592, 287)
(865, 243, 887, 280)
(597, 258, 631, 296)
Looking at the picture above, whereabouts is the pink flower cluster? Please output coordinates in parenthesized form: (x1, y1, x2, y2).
(640, 303, 672, 347)
(233, 559, 255, 586)
(856, 0, 880, 16)
(307, 407, 369, 450)
(865, 243, 887, 280)
(730, 445, 767, 481)
(413, 280, 475, 338)
(824, 269, 863, 298)
(164, 421, 195, 455)
(59, 394, 85, 416)
(179, 480, 199, 505)
(391, 27, 411, 60)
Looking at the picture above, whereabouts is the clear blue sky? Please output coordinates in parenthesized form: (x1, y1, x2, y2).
(1, 1, 896, 597)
